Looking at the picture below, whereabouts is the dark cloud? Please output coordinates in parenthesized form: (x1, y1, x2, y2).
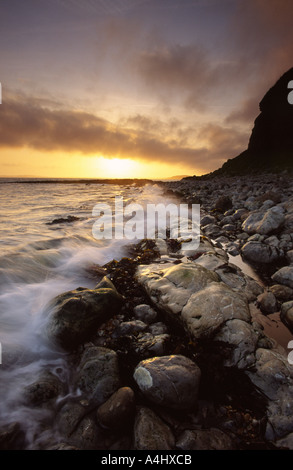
(0, 95, 249, 173)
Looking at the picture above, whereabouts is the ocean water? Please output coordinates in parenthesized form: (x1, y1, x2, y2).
(0, 179, 178, 446)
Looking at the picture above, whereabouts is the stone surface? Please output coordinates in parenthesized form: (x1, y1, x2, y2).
(46, 279, 123, 350)
(257, 290, 279, 314)
(133, 304, 157, 324)
(133, 407, 175, 450)
(272, 266, 293, 289)
(0, 422, 25, 450)
(270, 284, 293, 301)
(241, 207, 284, 235)
(241, 241, 281, 264)
(74, 346, 120, 405)
(136, 262, 219, 315)
(97, 387, 135, 430)
(176, 428, 235, 450)
(181, 282, 250, 340)
(213, 319, 259, 369)
(23, 371, 65, 406)
(133, 355, 201, 410)
(280, 301, 293, 333)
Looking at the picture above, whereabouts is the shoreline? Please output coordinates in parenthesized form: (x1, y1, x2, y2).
(1, 174, 293, 451)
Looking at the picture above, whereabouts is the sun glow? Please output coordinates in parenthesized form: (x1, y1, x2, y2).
(96, 157, 141, 178)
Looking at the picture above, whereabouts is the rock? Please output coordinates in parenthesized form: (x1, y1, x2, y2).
(202, 223, 223, 238)
(275, 432, 293, 450)
(176, 428, 235, 450)
(23, 371, 65, 406)
(241, 241, 281, 264)
(244, 347, 293, 439)
(148, 322, 168, 335)
(215, 266, 263, 302)
(245, 348, 293, 401)
(215, 67, 293, 175)
(0, 422, 25, 450)
(68, 415, 100, 450)
(222, 224, 235, 232)
(133, 355, 201, 410)
(287, 250, 293, 264)
(257, 290, 279, 314)
(133, 407, 175, 450)
(181, 282, 250, 340)
(213, 319, 259, 369)
(133, 304, 157, 324)
(280, 301, 293, 333)
(264, 235, 280, 248)
(213, 196, 233, 212)
(201, 214, 216, 226)
(75, 346, 120, 405)
(272, 266, 293, 289)
(46, 280, 123, 350)
(97, 387, 135, 430)
(46, 215, 80, 225)
(270, 284, 293, 301)
(57, 402, 86, 437)
(233, 209, 248, 221)
(194, 253, 227, 271)
(136, 262, 219, 315)
(134, 332, 171, 357)
(113, 320, 148, 338)
(241, 207, 285, 235)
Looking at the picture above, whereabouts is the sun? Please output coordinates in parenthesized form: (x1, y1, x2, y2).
(96, 156, 140, 178)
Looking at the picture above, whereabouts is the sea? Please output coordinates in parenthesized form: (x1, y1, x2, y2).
(0, 178, 180, 446)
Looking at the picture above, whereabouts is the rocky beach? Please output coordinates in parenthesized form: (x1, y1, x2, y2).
(1, 172, 293, 451)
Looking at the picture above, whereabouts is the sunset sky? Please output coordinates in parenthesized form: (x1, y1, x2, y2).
(1, 0, 293, 179)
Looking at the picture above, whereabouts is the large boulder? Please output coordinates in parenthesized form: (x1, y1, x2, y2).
(45, 278, 123, 350)
(133, 407, 175, 450)
(272, 266, 293, 289)
(181, 282, 250, 340)
(74, 346, 120, 405)
(133, 355, 201, 410)
(280, 301, 293, 333)
(241, 241, 282, 264)
(241, 206, 285, 235)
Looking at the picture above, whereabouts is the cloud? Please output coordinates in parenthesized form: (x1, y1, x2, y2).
(0, 95, 249, 173)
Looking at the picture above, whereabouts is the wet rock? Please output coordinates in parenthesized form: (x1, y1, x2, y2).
(97, 387, 135, 430)
(275, 432, 293, 449)
(133, 355, 201, 410)
(0, 422, 26, 450)
(148, 322, 168, 335)
(136, 262, 219, 315)
(46, 215, 80, 225)
(57, 402, 86, 437)
(241, 206, 285, 235)
(280, 301, 293, 333)
(23, 371, 65, 406)
(193, 252, 227, 271)
(201, 214, 216, 226)
(202, 223, 223, 238)
(287, 250, 293, 264)
(133, 407, 175, 450)
(215, 266, 263, 302)
(270, 284, 293, 301)
(133, 304, 157, 324)
(213, 319, 259, 369)
(181, 282, 250, 340)
(213, 195, 233, 213)
(134, 332, 171, 358)
(75, 346, 120, 405)
(272, 266, 293, 289)
(176, 428, 235, 450)
(46, 279, 123, 350)
(68, 415, 100, 450)
(257, 290, 279, 314)
(113, 320, 148, 338)
(241, 241, 282, 264)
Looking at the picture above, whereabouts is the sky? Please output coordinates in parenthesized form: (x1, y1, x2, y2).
(1, 0, 293, 179)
